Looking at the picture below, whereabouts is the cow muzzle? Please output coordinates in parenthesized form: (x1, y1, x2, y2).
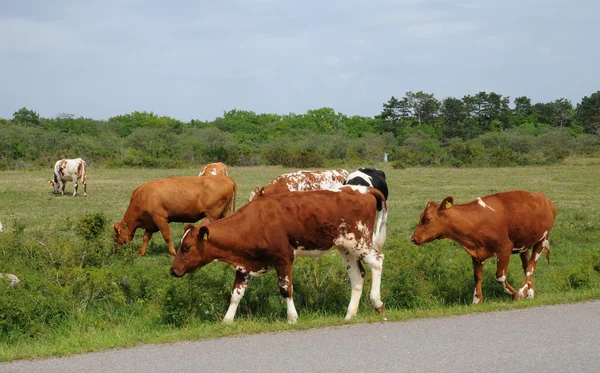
(170, 268, 184, 278)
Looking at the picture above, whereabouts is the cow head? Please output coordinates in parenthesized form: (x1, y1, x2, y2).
(410, 196, 454, 245)
(248, 186, 265, 202)
(48, 179, 59, 194)
(113, 221, 131, 245)
(170, 223, 210, 277)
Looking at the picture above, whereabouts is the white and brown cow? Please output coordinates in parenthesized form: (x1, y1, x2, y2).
(199, 162, 229, 177)
(114, 176, 237, 257)
(411, 190, 556, 304)
(171, 185, 388, 324)
(249, 169, 349, 201)
(48, 158, 88, 197)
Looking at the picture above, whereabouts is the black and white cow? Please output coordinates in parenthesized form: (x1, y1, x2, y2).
(345, 168, 388, 208)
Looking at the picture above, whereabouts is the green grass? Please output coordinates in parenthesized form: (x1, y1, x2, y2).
(1, 159, 599, 361)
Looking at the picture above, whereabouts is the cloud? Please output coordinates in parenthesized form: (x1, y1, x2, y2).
(0, 0, 599, 121)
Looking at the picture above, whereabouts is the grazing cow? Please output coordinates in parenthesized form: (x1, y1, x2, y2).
(410, 190, 556, 304)
(249, 169, 349, 201)
(114, 176, 237, 257)
(48, 158, 88, 197)
(171, 185, 388, 324)
(345, 168, 389, 209)
(199, 162, 229, 177)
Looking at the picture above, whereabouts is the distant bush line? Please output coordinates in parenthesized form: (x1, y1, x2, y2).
(1, 89, 599, 169)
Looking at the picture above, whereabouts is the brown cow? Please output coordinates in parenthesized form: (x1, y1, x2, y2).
(114, 176, 237, 257)
(171, 185, 388, 324)
(199, 162, 228, 177)
(249, 169, 349, 201)
(411, 190, 556, 304)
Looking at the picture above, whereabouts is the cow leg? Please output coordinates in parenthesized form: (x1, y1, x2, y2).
(223, 270, 248, 323)
(472, 257, 483, 304)
(154, 219, 176, 257)
(59, 180, 66, 196)
(275, 263, 298, 324)
(82, 174, 87, 197)
(495, 251, 518, 299)
(361, 250, 385, 314)
(137, 230, 154, 257)
(342, 254, 365, 320)
(73, 177, 79, 197)
(518, 240, 549, 299)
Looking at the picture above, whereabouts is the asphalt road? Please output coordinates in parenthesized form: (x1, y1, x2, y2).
(2, 300, 599, 373)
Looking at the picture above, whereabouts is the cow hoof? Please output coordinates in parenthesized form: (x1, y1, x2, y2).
(376, 304, 384, 314)
(527, 288, 535, 299)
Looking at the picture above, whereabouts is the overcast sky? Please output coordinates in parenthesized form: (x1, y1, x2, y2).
(1, 0, 598, 121)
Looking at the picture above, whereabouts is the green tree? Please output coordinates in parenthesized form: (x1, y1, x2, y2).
(12, 107, 40, 125)
(440, 97, 467, 138)
(376, 96, 409, 135)
(403, 91, 440, 127)
(514, 96, 532, 117)
(576, 91, 600, 134)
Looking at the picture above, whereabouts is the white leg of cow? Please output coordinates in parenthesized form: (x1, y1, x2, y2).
(472, 257, 483, 304)
(223, 271, 248, 323)
(286, 297, 298, 324)
(276, 263, 298, 324)
(59, 180, 66, 196)
(73, 177, 79, 197)
(343, 254, 365, 320)
(362, 250, 384, 313)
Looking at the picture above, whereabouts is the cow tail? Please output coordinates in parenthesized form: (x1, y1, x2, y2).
(545, 241, 551, 266)
(369, 189, 387, 252)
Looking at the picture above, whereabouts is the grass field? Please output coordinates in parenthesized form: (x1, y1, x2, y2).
(1, 158, 599, 361)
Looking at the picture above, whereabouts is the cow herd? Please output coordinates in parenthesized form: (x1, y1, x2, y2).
(38, 159, 557, 323)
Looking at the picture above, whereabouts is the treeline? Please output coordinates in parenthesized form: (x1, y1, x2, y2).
(1, 90, 599, 169)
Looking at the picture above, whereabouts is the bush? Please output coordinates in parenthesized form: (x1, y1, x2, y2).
(76, 213, 107, 241)
(281, 151, 325, 168)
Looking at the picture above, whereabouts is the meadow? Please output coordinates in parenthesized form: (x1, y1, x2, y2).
(1, 159, 599, 361)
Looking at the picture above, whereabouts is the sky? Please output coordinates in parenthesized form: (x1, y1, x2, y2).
(1, 0, 598, 121)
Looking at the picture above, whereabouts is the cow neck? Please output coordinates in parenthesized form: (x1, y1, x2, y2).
(121, 211, 140, 240)
(442, 205, 482, 249)
(201, 220, 253, 267)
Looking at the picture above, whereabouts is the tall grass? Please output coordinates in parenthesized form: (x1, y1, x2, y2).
(0, 159, 599, 361)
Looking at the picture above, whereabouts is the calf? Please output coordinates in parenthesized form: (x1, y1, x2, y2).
(114, 176, 237, 257)
(345, 168, 388, 209)
(48, 158, 88, 197)
(171, 185, 388, 324)
(199, 162, 229, 176)
(410, 190, 556, 303)
(249, 169, 349, 201)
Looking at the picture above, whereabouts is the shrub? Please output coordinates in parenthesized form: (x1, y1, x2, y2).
(76, 213, 108, 241)
(281, 151, 325, 168)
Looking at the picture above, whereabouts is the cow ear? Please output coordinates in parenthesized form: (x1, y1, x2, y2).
(199, 226, 210, 241)
(184, 223, 196, 233)
(440, 196, 454, 210)
(47, 180, 52, 184)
